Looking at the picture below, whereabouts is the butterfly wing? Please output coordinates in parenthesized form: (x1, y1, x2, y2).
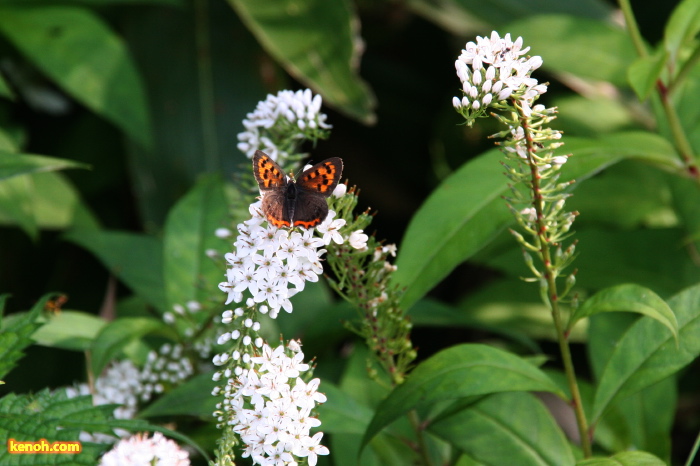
(295, 158, 343, 197)
(253, 150, 287, 191)
(291, 158, 343, 228)
(291, 192, 329, 229)
(253, 150, 292, 228)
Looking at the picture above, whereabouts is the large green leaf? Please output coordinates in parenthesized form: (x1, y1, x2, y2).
(139, 372, 218, 418)
(65, 230, 167, 312)
(122, 2, 265, 227)
(0, 151, 87, 180)
(576, 451, 666, 466)
(430, 392, 575, 466)
(316, 382, 374, 435)
(361, 344, 564, 449)
(507, 14, 637, 85)
(0, 6, 152, 148)
(568, 284, 678, 340)
(591, 283, 700, 422)
(228, 0, 376, 123)
(0, 171, 97, 239)
(0, 175, 37, 239)
(664, 0, 700, 62)
(163, 174, 228, 312)
(0, 74, 13, 100)
(90, 316, 170, 376)
(394, 132, 679, 311)
(408, 0, 612, 35)
(30, 310, 106, 352)
(589, 314, 675, 461)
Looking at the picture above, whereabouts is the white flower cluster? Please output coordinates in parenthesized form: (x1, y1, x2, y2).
(99, 432, 190, 466)
(453, 31, 546, 115)
(67, 346, 195, 443)
(217, 200, 352, 318)
(66, 360, 142, 443)
(237, 89, 332, 162)
(213, 342, 329, 466)
(138, 344, 194, 402)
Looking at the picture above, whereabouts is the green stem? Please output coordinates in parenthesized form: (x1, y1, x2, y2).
(668, 44, 700, 96)
(617, 0, 647, 57)
(518, 104, 593, 458)
(684, 428, 700, 466)
(618, 0, 699, 180)
(408, 410, 434, 466)
(194, 0, 219, 171)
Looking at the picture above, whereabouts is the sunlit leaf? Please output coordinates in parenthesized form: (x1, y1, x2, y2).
(228, 0, 376, 123)
(0, 6, 153, 147)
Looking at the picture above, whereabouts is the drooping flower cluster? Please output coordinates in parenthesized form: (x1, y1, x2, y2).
(452, 31, 547, 121)
(213, 341, 329, 466)
(66, 360, 141, 422)
(66, 345, 194, 443)
(452, 32, 577, 300)
(237, 89, 332, 162)
(217, 196, 354, 318)
(137, 344, 194, 402)
(99, 432, 190, 466)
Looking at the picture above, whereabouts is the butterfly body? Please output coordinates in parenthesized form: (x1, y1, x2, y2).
(253, 150, 343, 229)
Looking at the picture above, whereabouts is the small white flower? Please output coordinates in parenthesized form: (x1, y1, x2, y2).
(348, 230, 369, 250)
(332, 182, 347, 198)
(317, 212, 346, 245)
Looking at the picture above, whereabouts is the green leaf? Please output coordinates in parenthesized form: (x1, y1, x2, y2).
(31, 310, 106, 351)
(90, 317, 170, 376)
(664, 0, 700, 61)
(0, 389, 114, 463)
(228, 0, 376, 123)
(0, 6, 153, 148)
(591, 283, 700, 422)
(163, 174, 228, 311)
(316, 382, 374, 435)
(408, 0, 613, 35)
(394, 132, 680, 311)
(0, 171, 97, 239)
(568, 284, 678, 341)
(589, 315, 675, 461)
(393, 149, 510, 310)
(139, 372, 218, 418)
(628, 50, 667, 101)
(576, 450, 666, 466)
(430, 392, 575, 466)
(65, 229, 167, 312)
(361, 344, 564, 449)
(0, 73, 13, 100)
(0, 293, 50, 379)
(23, 171, 99, 230)
(0, 151, 87, 181)
(0, 174, 37, 239)
(507, 14, 637, 85)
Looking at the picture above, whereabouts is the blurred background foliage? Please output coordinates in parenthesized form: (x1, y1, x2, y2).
(1, 0, 699, 462)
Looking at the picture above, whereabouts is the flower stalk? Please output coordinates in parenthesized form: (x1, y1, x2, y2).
(452, 32, 592, 457)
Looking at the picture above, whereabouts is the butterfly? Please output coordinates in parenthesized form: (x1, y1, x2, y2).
(252, 150, 343, 229)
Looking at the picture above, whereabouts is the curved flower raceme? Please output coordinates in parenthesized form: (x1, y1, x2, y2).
(213, 341, 329, 466)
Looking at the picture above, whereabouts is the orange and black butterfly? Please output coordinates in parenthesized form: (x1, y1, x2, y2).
(252, 150, 343, 229)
